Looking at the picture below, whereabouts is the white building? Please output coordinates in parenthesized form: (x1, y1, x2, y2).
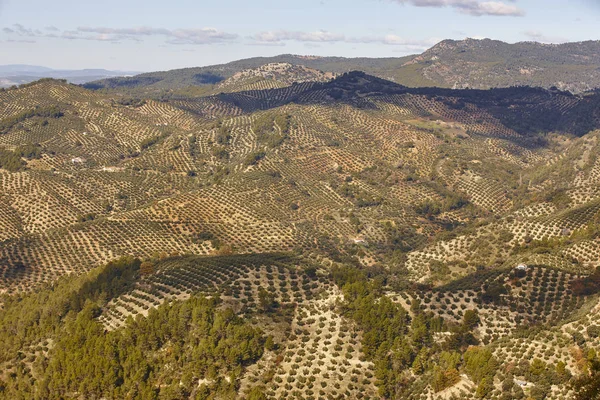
(515, 264, 528, 271)
(71, 157, 86, 164)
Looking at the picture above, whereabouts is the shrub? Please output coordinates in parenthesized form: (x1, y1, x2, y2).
(587, 325, 600, 338)
(245, 151, 266, 166)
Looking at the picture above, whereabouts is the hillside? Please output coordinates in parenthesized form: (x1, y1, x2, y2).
(0, 65, 140, 87)
(82, 54, 419, 95)
(215, 63, 337, 93)
(408, 39, 600, 92)
(85, 39, 600, 95)
(2, 74, 600, 399)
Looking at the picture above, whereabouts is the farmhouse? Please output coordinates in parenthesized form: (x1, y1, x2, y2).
(352, 237, 367, 245)
(515, 263, 528, 271)
(71, 157, 87, 164)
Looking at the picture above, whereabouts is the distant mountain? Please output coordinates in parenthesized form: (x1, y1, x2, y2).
(81, 54, 420, 94)
(407, 38, 600, 92)
(85, 38, 600, 94)
(0, 65, 141, 87)
(0, 65, 55, 73)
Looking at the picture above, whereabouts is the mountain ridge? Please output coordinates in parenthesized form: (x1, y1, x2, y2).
(85, 38, 600, 95)
(0, 65, 141, 87)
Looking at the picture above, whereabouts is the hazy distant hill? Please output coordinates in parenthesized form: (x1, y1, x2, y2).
(0, 65, 141, 87)
(86, 38, 600, 94)
(0, 65, 55, 74)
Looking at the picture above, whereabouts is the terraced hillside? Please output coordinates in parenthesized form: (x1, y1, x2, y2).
(2, 71, 600, 399)
(216, 63, 337, 93)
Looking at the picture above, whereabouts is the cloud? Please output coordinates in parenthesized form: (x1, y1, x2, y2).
(389, 0, 524, 16)
(249, 30, 436, 52)
(246, 41, 287, 47)
(4, 23, 434, 53)
(350, 34, 438, 47)
(6, 39, 36, 44)
(304, 43, 322, 49)
(251, 30, 345, 43)
(4, 23, 39, 36)
(77, 26, 170, 36)
(74, 26, 238, 44)
(1, 24, 238, 45)
(523, 30, 568, 44)
(168, 29, 238, 45)
(76, 26, 238, 44)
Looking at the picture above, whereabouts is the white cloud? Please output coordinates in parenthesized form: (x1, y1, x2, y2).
(168, 28, 238, 44)
(3, 23, 38, 36)
(350, 34, 438, 47)
(4, 22, 435, 53)
(523, 30, 568, 44)
(2, 24, 238, 45)
(77, 26, 238, 44)
(6, 38, 36, 44)
(304, 43, 322, 48)
(251, 30, 345, 43)
(250, 30, 436, 52)
(390, 0, 524, 16)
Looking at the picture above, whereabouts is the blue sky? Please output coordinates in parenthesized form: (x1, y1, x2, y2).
(0, 0, 598, 71)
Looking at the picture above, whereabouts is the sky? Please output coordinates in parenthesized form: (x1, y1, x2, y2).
(0, 0, 599, 72)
